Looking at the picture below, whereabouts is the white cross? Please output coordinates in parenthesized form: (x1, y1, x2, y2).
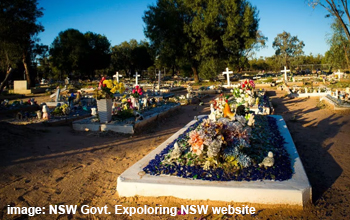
(134, 72, 140, 86)
(222, 67, 233, 86)
(281, 66, 290, 82)
(113, 72, 122, 83)
(157, 70, 162, 89)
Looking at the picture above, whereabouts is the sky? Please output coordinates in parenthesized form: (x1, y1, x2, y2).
(37, 0, 333, 59)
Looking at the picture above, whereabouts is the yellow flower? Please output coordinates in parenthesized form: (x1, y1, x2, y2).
(103, 79, 113, 89)
(110, 87, 117, 94)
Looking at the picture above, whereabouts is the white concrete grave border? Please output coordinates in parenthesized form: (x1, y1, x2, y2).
(117, 115, 311, 206)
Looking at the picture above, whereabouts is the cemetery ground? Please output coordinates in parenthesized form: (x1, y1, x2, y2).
(0, 89, 350, 219)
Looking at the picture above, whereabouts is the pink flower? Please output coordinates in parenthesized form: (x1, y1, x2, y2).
(132, 89, 135, 94)
(137, 88, 142, 93)
(135, 85, 139, 90)
(139, 91, 143, 95)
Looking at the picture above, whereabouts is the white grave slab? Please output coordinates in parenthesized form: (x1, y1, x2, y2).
(117, 115, 311, 206)
(13, 80, 31, 94)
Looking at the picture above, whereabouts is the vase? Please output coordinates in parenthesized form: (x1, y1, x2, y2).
(97, 99, 112, 123)
(130, 97, 138, 109)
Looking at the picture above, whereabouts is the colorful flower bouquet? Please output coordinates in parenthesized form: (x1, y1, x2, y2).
(143, 115, 292, 181)
(241, 79, 255, 91)
(131, 85, 143, 98)
(95, 77, 125, 99)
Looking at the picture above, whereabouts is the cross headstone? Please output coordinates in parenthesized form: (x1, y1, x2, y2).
(157, 70, 162, 89)
(134, 72, 140, 86)
(50, 87, 61, 102)
(281, 66, 290, 82)
(113, 72, 122, 83)
(222, 67, 233, 87)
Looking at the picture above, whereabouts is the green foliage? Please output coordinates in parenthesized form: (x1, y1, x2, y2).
(272, 31, 305, 68)
(143, 0, 260, 82)
(0, 0, 44, 87)
(324, 18, 350, 69)
(199, 57, 225, 80)
(50, 29, 111, 79)
(111, 39, 154, 78)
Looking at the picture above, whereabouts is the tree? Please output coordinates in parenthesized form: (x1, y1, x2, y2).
(324, 18, 350, 69)
(308, 0, 350, 42)
(111, 39, 154, 77)
(272, 31, 305, 68)
(143, 0, 259, 82)
(50, 29, 89, 79)
(0, 0, 44, 91)
(83, 32, 111, 78)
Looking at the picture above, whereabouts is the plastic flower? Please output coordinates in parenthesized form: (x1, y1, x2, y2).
(188, 130, 204, 155)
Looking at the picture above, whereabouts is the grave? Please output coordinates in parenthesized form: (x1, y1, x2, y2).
(117, 115, 311, 206)
(46, 87, 66, 107)
(13, 80, 31, 94)
(322, 94, 350, 111)
(72, 103, 181, 133)
(287, 86, 332, 98)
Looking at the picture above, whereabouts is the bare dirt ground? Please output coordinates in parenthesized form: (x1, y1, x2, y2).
(1, 89, 350, 219)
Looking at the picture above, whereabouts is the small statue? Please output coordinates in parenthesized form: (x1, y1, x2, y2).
(210, 103, 215, 114)
(36, 110, 42, 119)
(91, 107, 97, 116)
(259, 151, 274, 167)
(247, 114, 255, 127)
(42, 104, 50, 120)
(168, 142, 182, 160)
(223, 103, 235, 120)
(143, 97, 148, 108)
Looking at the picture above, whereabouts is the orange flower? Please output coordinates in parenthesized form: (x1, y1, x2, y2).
(188, 131, 204, 155)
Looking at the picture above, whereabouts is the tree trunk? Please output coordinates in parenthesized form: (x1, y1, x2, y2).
(191, 65, 199, 83)
(343, 43, 350, 70)
(0, 69, 13, 94)
(23, 52, 31, 87)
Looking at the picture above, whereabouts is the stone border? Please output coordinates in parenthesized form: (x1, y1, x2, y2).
(117, 115, 311, 206)
(322, 95, 350, 111)
(73, 104, 181, 134)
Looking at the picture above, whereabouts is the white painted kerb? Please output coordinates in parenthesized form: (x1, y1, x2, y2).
(117, 115, 311, 206)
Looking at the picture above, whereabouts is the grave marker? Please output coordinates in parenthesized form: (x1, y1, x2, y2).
(157, 70, 161, 89)
(222, 67, 233, 87)
(134, 72, 140, 86)
(113, 72, 122, 83)
(281, 66, 290, 82)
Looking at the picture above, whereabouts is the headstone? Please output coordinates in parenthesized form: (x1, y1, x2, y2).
(41, 78, 46, 84)
(222, 67, 233, 87)
(134, 72, 140, 86)
(113, 72, 122, 83)
(14, 80, 30, 94)
(281, 66, 290, 82)
(157, 70, 161, 90)
(65, 77, 70, 85)
(50, 87, 61, 102)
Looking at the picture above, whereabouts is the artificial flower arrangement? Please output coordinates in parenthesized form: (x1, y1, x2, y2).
(241, 79, 255, 91)
(144, 115, 293, 181)
(95, 77, 126, 99)
(131, 85, 143, 98)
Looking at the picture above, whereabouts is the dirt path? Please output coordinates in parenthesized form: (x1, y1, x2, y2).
(0, 90, 350, 219)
